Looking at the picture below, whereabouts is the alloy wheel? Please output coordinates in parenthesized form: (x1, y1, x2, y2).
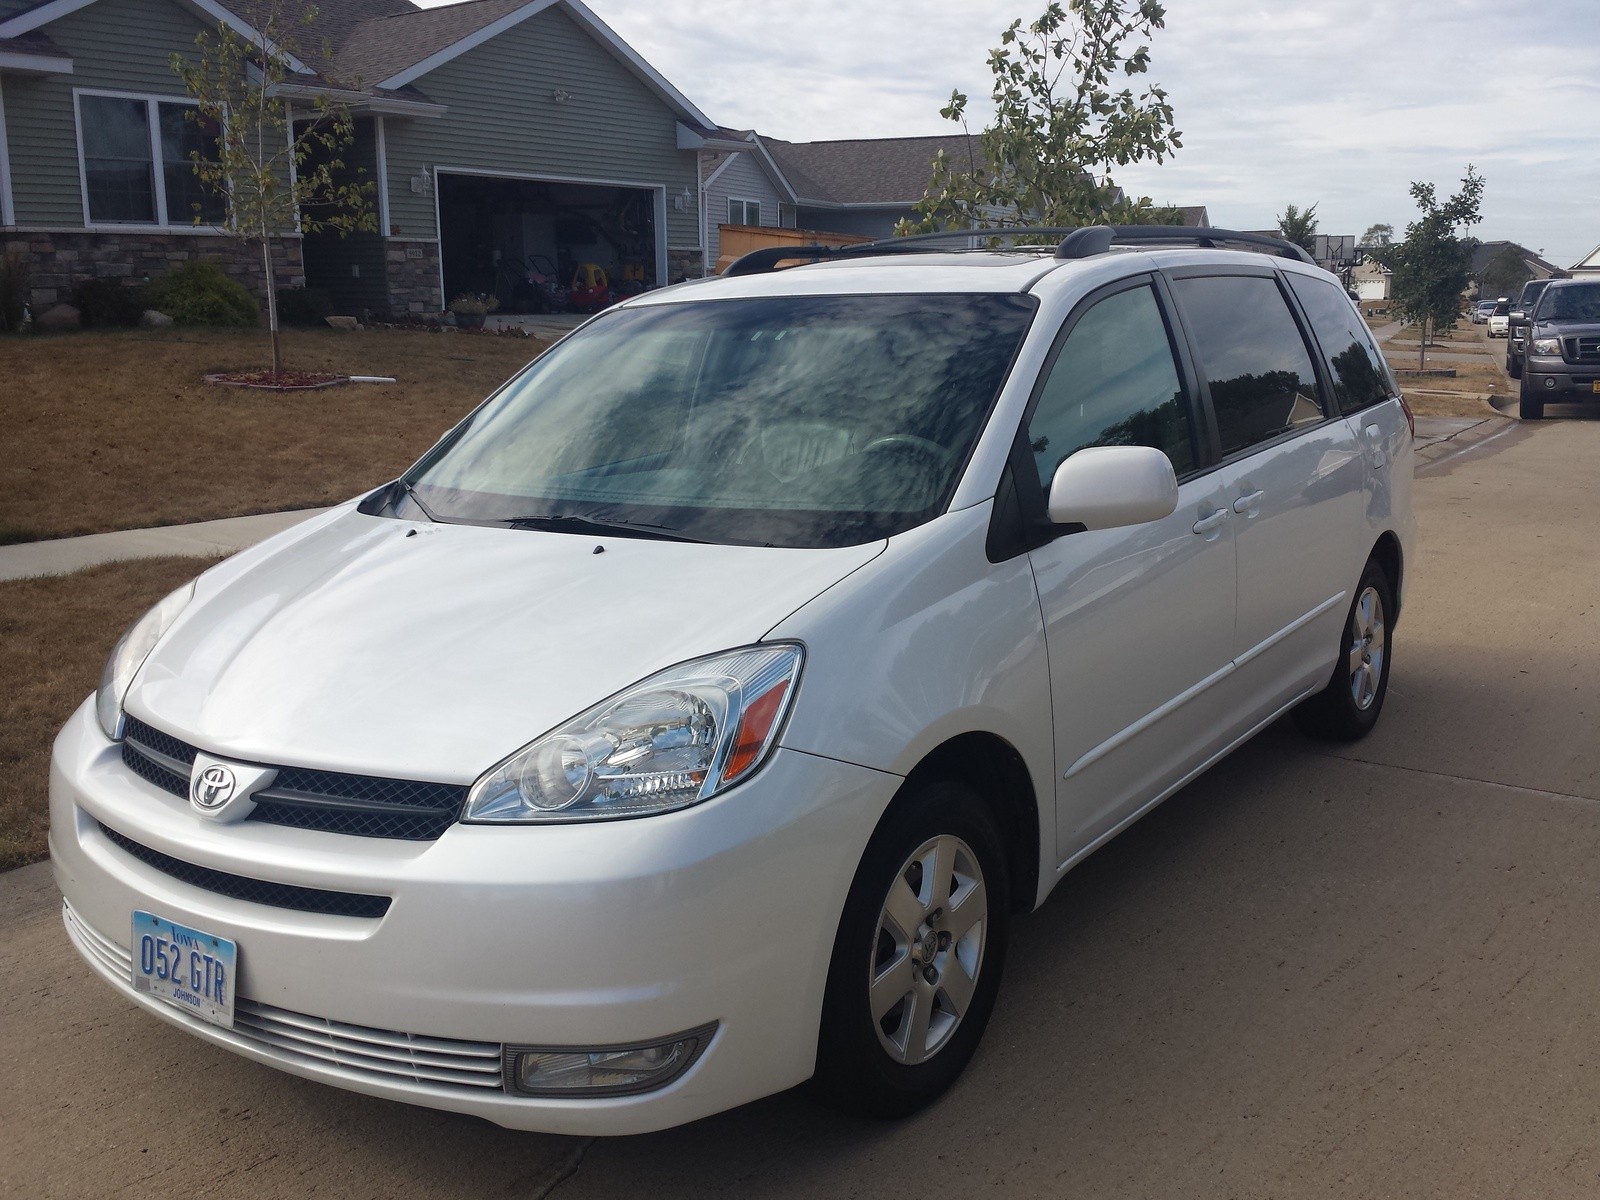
(869, 833, 987, 1065)
(1347, 585, 1387, 711)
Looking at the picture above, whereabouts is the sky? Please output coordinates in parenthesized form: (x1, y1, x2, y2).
(427, 0, 1600, 269)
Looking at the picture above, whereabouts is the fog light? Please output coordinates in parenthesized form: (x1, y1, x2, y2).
(505, 1024, 716, 1097)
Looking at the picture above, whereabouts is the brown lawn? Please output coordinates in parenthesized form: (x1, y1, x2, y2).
(0, 327, 546, 542)
(0, 556, 222, 870)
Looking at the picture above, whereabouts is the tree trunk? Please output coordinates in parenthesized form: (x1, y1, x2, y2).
(1418, 316, 1426, 372)
(261, 236, 281, 378)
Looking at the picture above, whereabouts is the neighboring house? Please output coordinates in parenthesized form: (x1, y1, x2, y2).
(1470, 240, 1566, 293)
(696, 129, 1204, 273)
(1568, 241, 1600, 276)
(1350, 257, 1391, 302)
(0, 0, 719, 315)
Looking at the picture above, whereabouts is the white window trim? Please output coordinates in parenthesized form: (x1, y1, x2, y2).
(72, 87, 228, 232)
(374, 114, 391, 235)
(728, 197, 761, 227)
(0, 75, 14, 227)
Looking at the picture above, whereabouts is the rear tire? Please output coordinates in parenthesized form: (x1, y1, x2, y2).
(811, 778, 1010, 1119)
(1292, 558, 1393, 742)
(1519, 373, 1544, 420)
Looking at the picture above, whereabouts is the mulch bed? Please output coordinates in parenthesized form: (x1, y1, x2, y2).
(205, 370, 350, 390)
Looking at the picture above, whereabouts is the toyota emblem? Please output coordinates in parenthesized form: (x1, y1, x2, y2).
(192, 764, 237, 810)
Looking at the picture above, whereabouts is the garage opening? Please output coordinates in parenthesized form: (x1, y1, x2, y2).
(437, 172, 663, 314)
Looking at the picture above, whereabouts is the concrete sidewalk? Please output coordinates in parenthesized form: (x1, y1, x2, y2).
(0, 508, 328, 582)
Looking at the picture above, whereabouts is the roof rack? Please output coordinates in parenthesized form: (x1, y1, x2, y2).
(721, 223, 1314, 277)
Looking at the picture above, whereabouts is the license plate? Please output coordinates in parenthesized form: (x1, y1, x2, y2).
(131, 911, 236, 1029)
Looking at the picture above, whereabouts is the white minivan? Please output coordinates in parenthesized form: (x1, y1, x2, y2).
(53, 226, 1414, 1135)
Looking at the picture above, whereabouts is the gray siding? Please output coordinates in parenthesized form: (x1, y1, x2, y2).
(383, 5, 699, 250)
(703, 149, 782, 270)
(4, 0, 212, 227)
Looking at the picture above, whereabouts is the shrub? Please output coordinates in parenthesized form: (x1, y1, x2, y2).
(146, 262, 260, 328)
(73, 277, 148, 329)
(0, 252, 28, 332)
(275, 286, 333, 327)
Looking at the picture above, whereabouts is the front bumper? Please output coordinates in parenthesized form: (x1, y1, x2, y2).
(1524, 358, 1600, 399)
(50, 699, 901, 1134)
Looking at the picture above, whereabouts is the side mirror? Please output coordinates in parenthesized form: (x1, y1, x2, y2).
(1047, 445, 1179, 531)
(1511, 311, 1526, 321)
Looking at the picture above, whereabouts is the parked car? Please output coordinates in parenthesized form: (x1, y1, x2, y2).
(1506, 278, 1555, 379)
(54, 226, 1415, 1136)
(1520, 277, 1600, 419)
(1473, 300, 1497, 324)
(1488, 298, 1511, 337)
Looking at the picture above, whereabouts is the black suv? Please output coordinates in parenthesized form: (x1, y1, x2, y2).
(1505, 278, 1555, 379)
(1520, 278, 1600, 419)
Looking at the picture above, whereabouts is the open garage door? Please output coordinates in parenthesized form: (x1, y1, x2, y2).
(437, 171, 665, 315)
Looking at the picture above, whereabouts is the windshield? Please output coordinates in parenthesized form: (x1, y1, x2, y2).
(1535, 284, 1600, 323)
(403, 293, 1037, 548)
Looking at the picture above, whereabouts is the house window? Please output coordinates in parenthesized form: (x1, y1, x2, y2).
(728, 198, 761, 227)
(78, 91, 225, 227)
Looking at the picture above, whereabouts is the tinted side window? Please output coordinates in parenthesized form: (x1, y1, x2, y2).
(1172, 275, 1324, 458)
(1025, 283, 1194, 489)
(1287, 273, 1392, 415)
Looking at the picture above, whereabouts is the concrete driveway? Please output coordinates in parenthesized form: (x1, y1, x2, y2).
(5, 414, 1600, 1199)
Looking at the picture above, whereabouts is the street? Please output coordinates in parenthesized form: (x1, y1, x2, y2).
(5, 412, 1600, 1199)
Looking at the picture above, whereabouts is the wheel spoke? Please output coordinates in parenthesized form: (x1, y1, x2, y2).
(1348, 643, 1366, 675)
(882, 875, 926, 941)
(904, 984, 934, 1060)
(944, 878, 987, 944)
(937, 951, 978, 1018)
(871, 951, 916, 1023)
(929, 836, 958, 911)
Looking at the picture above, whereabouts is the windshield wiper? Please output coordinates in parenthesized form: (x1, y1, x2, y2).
(504, 513, 707, 543)
(397, 479, 437, 522)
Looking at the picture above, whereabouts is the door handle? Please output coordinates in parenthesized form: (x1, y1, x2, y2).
(1192, 508, 1229, 538)
(1233, 489, 1265, 515)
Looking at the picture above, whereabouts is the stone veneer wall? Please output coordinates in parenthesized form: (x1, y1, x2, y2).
(383, 240, 442, 315)
(0, 231, 304, 313)
(667, 247, 704, 283)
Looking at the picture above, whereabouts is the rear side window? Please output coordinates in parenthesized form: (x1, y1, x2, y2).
(1287, 273, 1392, 415)
(1171, 275, 1325, 458)
(1025, 282, 1195, 489)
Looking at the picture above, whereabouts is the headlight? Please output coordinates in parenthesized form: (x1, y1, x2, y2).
(464, 643, 803, 823)
(1532, 337, 1562, 355)
(95, 581, 196, 740)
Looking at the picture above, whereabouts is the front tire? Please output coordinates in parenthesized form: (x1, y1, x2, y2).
(1519, 373, 1544, 420)
(1293, 558, 1393, 742)
(811, 778, 1010, 1118)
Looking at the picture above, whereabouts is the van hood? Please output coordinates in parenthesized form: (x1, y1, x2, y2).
(127, 509, 883, 782)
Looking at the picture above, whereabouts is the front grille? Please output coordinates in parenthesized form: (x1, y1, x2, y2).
(64, 902, 504, 1093)
(97, 821, 391, 918)
(119, 717, 468, 841)
(1569, 335, 1600, 364)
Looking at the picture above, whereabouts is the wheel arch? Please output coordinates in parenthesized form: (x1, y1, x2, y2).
(900, 731, 1041, 915)
(1370, 530, 1403, 626)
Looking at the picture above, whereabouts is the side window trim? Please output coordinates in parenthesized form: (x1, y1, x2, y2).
(1160, 265, 1344, 469)
(1000, 272, 1204, 554)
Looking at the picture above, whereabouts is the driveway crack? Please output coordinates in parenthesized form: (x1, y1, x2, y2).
(525, 1139, 594, 1200)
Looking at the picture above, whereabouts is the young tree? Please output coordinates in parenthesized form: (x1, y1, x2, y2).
(1276, 203, 1319, 254)
(172, 0, 375, 376)
(900, 0, 1183, 234)
(1387, 166, 1485, 370)
(1360, 222, 1394, 248)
